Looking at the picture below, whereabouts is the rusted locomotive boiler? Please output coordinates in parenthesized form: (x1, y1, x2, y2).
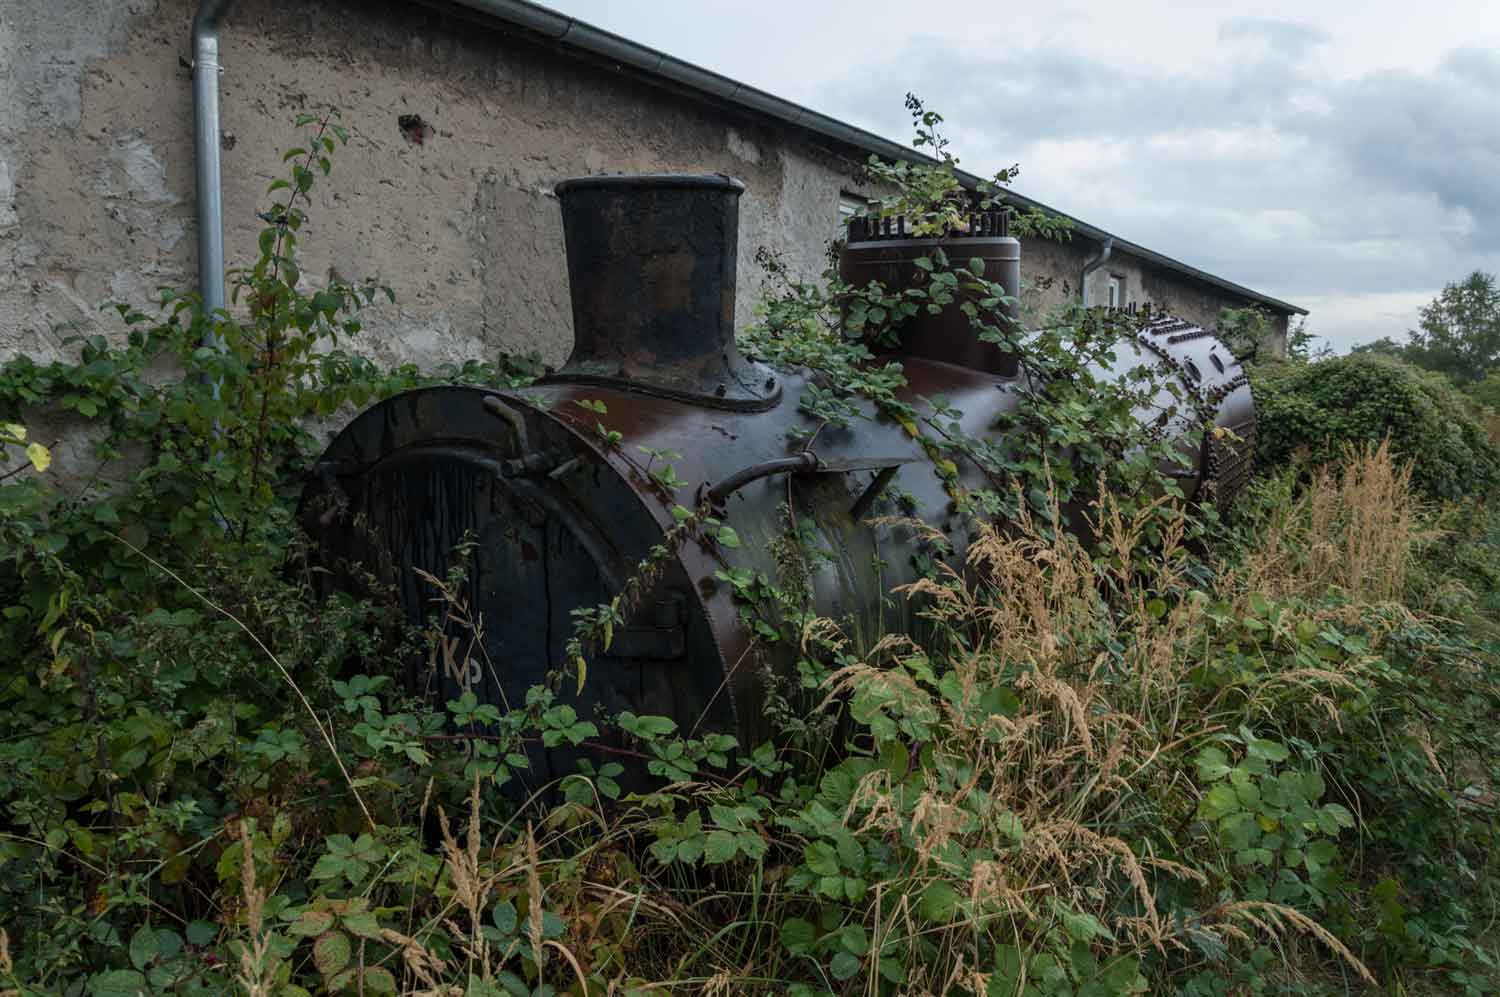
(301, 175, 1254, 781)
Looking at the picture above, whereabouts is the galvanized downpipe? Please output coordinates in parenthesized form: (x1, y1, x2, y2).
(1079, 237, 1113, 308)
(193, 0, 234, 317)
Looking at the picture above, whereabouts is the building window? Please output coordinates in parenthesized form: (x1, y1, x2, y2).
(1107, 275, 1123, 309)
(837, 192, 866, 236)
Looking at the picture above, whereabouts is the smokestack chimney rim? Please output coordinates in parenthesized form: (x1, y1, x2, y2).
(554, 173, 747, 197)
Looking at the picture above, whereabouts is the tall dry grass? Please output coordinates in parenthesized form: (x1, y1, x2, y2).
(1237, 438, 1433, 605)
(819, 483, 1377, 992)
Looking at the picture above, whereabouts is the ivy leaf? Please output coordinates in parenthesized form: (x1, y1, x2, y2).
(185, 920, 217, 946)
(290, 910, 336, 937)
(491, 900, 518, 937)
(994, 810, 1025, 845)
(341, 912, 381, 940)
(736, 830, 767, 861)
(362, 967, 398, 994)
(1317, 803, 1355, 834)
(804, 841, 839, 877)
(1059, 906, 1113, 943)
(1198, 784, 1240, 820)
(25, 442, 51, 472)
(1195, 746, 1232, 782)
(1246, 735, 1290, 763)
(86, 969, 147, 997)
(128, 926, 159, 970)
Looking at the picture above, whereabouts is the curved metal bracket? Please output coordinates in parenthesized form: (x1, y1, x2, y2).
(703, 452, 920, 509)
(704, 452, 818, 505)
(482, 393, 532, 453)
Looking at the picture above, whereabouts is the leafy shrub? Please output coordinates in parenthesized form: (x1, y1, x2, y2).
(1465, 371, 1500, 413)
(1253, 353, 1500, 500)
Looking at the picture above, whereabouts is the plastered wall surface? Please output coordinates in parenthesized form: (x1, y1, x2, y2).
(1, 0, 1287, 385)
(1021, 236, 1290, 345)
(0, 0, 863, 375)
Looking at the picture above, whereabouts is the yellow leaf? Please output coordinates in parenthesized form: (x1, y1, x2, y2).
(26, 442, 51, 472)
(1, 422, 24, 443)
(897, 417, 920, 438)
(574, 656, 588, 695)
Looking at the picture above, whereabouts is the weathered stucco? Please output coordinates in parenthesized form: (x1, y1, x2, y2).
(0, 0, 863, 371)
(1019, 233, 1290, 344)
(0, 0, 1288, 381)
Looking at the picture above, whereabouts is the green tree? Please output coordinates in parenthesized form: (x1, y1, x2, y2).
(1390, 271, 1500, 384)
(1464, 369, 1500, 410)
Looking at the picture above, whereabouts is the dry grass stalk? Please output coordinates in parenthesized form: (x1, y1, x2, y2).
(1214, 901, 1376, 985)
(233, 821, 274, 997)
(525, 821, 546, 973)
(0, 927, 16, 997)
(435, 788, 490, 979)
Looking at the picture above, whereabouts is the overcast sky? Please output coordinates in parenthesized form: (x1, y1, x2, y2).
(544, 0, 1500, 352)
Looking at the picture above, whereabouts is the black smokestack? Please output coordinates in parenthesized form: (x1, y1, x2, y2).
(550, 174, 777, 409)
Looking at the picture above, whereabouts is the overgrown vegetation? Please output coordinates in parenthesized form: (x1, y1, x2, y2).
(1, 103, 1498, 997)
(1255, 265, 1500, 504)
(1252, 353, 1500, 501)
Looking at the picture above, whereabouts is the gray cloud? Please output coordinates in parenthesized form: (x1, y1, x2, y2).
(820, 29, 1500, 347)
(1318, 49, 1500, 250)
(1217, 17, 1332, 55)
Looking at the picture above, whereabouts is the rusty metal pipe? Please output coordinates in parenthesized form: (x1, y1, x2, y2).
(705, 452, 817, 504)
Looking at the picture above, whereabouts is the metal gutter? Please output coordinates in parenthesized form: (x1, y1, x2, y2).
(193, 0, 234, 317)
(1079, 238, 1113, 308)
(434, 0, 1307, 317)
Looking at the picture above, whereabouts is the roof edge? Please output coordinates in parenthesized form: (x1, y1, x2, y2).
(427, 0, 1308, 316)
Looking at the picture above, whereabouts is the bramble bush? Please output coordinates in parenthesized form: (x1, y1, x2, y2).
(1252, 352, 1500, 501)
(0, 103, 1497, 997)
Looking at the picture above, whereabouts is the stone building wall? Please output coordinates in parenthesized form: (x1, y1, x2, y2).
(1020, 235, 1291, 345)
(1, 0, 1290, 380)
(0, 0, 871, 372)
